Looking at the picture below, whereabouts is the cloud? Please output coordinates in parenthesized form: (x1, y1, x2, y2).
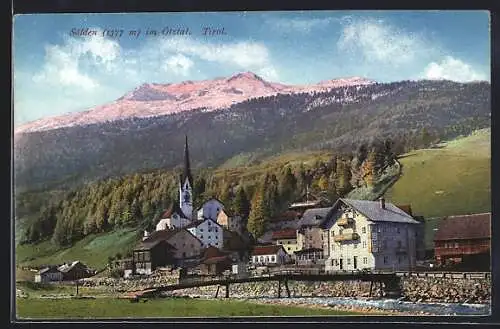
(267, 17, 335, 34)
(162, 54, 194, 76)
(337, 18, 438, 67)
(421, 56, 488, 82)
(156, 38, 278, 80)
(32, 30, 121, 90)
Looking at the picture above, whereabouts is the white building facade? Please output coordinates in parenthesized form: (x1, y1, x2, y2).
(186, 218, 224, 249)
(322, 198, 420, 272)
(251, 245, 289, 265)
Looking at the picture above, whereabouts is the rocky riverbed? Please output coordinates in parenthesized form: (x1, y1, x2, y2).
(78, 271, 490, 305)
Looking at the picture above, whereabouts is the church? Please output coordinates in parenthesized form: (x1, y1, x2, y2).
(153, 136, 242, 249)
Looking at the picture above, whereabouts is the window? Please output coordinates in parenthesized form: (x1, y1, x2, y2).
(209, 236, 211, 240)
(208, 221, 211, 225)
(363, 257, 367, 264)
(331, 231, 335, 237)
(397, 227, 400, 234)
(398, 256, 401, 264)
(347, 259, 351, 265)
(271, 255, 276, 262)
(183, 252, 186, 257)
(383, 256, 388, 264)
(200, 235, 203, 239)
(339, 229, 343, 235)
(200, 228, 204, 232)
(362, 227, 366, 234)
(287, 247, 291, 251)
(362, 241, 367, 248)
(215, 228, 218, 233)
(353, 244, 357, 249)
(331, 259, 335, 266)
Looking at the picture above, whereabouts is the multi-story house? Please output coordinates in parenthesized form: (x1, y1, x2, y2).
(296, 207, 331, 251)
(155, 202, 191, 230)
(217, 209, 244, 234)
(186, 218, 225, 249)
(272, 228, 299, 256)
(321, 198, 420, 272)
(250, 245, 289, 266)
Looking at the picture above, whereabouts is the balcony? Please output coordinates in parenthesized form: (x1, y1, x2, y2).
(336, 217, 354, 227)
(333, 233, 360, 242)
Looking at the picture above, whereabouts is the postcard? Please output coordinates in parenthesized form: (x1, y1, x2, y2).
(12, 10, 491, 320)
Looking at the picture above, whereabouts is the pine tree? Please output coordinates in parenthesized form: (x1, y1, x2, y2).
(247, 189, 268, 238)
(279, 167, 297, 203)
(233, 186, 251, 219)
(317, 174, 329, 191)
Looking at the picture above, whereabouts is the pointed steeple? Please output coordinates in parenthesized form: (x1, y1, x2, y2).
(181, 135, 193, 187)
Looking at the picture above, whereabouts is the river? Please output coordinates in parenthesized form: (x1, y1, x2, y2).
(239, 296, 491, 316)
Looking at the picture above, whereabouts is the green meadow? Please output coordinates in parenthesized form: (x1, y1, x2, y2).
(16, 298, 360, 319)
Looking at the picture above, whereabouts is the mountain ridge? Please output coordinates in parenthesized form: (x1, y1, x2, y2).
(15, 72, 375, 134)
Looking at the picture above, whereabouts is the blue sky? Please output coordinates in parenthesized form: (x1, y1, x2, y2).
(13, 11, 490, 125)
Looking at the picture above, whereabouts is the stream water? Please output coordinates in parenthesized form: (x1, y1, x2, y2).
(241, 296, 491, 316)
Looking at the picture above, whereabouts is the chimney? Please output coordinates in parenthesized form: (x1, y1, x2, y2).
(379, 197, 386, 209)
(143, 230, 149, 241)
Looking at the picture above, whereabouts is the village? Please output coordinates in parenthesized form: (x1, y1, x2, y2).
(33, 138, 491, 286)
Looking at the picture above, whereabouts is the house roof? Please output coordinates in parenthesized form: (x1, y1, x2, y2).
(294, 248, 323, 254)
(160, 202, 188, 219)
(251, 245, 285, 256)
(39, 266, 61, 274)
(326, 198, 420, 225)
(197, 198, 225, 211)
(202, 255, 231, 265)
(57, 261, 87, 273)
(298, 207, 332, 228)
(272, 229, 297, 240)
(434, 213, 491, 241)
(135, 239, 177, 251)
(143, 227, 204, 246)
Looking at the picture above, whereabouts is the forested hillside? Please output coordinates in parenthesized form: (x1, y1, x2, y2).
(18, 137, 401, 246)
(14, 80, 490, 193)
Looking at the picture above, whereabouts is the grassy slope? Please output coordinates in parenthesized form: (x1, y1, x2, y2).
(16, 228, 140, 271)
(16, 298, 360, 318)
(384, 129, 491, 249)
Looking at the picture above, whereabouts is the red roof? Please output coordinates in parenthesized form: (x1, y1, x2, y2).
(202, 255, 231, 265)
(272, 229, 297, 240)
(434, 213, 491, 241)
(251, 245, 284, 256)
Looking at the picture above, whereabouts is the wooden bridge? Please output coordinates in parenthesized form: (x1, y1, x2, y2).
(127, 269, 403, 300)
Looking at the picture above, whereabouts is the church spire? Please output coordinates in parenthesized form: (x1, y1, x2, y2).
(182, 135, 193, 187)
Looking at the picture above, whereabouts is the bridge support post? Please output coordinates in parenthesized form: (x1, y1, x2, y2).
(369, 280, 373, 297)
(278, 280, 282, 298)
(379, 281, 383, 298)
(215, 285, 220, 298)
(284, 279, 291, 298)
(225, 283, 230, 298)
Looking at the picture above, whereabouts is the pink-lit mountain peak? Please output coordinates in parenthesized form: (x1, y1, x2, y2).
(16, 72, 376, 134)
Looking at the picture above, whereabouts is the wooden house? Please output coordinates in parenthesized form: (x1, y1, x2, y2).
(35, 266, 63, 283)
(434, 213, 491, 268)
(133, 239, 176, 275)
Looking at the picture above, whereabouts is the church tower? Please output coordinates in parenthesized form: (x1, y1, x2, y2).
(179, 135, 194, 220)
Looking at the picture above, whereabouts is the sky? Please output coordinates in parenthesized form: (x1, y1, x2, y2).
(13, 11, 491, 126)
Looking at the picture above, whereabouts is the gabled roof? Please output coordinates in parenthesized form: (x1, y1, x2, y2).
(298, 207, 332, 228)
(272, 229, 297, 240)
(197, 198, 225, 211)
(160, 202, 188, 219)
(321, 198, 420, 226)
(434, 213, 491, 241)
(251, 245, 285, 256)
(143, 227, 203, 246)
(39, 266, 61, 275)
(57, 261, 87, 273)
(185, 218, 223, 229)
(135, 239, 177, 251)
